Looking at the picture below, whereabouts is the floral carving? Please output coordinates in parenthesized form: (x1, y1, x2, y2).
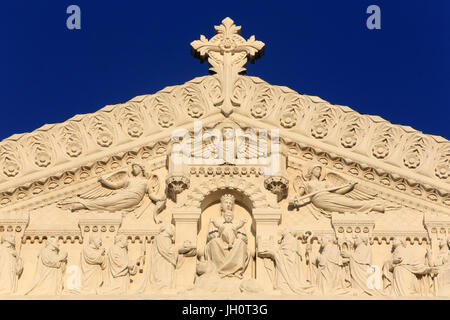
(402, 134, 430, 170)
(0, 142, 22, 178)
(372, 143, 389, 159)
(251, 104, 267, 119)
(65, 142, 82, 158)
(338, 113, 367, 149)
(340, 133, 357, 148)
(434, 144, 450, 179)
(182, 86, 205, 119)
(310, 104, 339, 139)
(96, 132, 113, 147)
(34, 151, 51, 167)
(280, 111, 297, 128)
(58, 123, 84, 158)
(27, 133, 54, 168)
(3, 160, 20, 177)
(148, 94, 176, 128)
(86, 114, 115, 148)
(311, 123, 328, 138)
(403, 152, 421, 169)
(128, 122, 144, 138)
(370, 124, 401, 160)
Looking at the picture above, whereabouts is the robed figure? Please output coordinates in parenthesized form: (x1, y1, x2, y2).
(136, 225, 195, 293)
(428, 238, 450, 296)
(80, 234, 106, 294)
(26, 237, 67, 296)
(384, 238, 435, 296)
(341, 235, 377, 295)
(204, 194, 249, 279)
(97, 235, 138, 295)
(314, 235, 344, 295)
(258, 228, 312, 294)
(0, 234, 23, 294)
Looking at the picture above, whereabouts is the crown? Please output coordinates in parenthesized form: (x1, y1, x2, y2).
(220, 194, 235, 203)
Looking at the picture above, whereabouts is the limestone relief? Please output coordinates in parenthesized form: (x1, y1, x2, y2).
(58, 163, 167, 223)
(289, 165, 400, 219)
(0, 17, 448, 300)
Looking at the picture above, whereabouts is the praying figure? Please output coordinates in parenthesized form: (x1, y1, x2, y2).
(204, 194, 250, 279)
(136, 224, 195, 293)
(97, 235, 139, 295)
(80, 233, 107, 294)
(26, 237, 68, 296)
(0, 234, 23, 295)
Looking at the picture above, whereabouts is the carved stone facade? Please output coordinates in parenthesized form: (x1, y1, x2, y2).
(0, 18, 449, 299)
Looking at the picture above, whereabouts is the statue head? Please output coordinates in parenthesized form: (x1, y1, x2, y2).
(354, 234, 369, 247)
(220, 194, 235, 213)
(131, 163, 145, 177)
(114, 234, 128, 248)
(1, 234, 15, 247)
(223, 210, 234, 223)
(392, 237, 405, 249)
(281, 227, 295, 240)
(320, 235, 333, 247)
(306, 165, 322, 181)
(89, 233, 102, 249)
(46, 237, 60, 251)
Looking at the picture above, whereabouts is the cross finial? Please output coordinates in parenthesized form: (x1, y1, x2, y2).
(191, 17, 265, 116)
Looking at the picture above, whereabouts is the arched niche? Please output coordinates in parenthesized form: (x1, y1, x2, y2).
(197, 188, 256, 279)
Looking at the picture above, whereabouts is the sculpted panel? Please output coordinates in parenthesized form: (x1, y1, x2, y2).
(0, 17, 448, 300)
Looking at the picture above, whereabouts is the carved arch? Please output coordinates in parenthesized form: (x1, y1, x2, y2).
(182, 175, 278, 211)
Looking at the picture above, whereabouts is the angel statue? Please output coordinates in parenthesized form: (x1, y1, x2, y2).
(289, 165, 399, 219)
(58, 163, 167, 223)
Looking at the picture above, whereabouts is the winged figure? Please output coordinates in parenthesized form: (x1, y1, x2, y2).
(289, 165, 399, 219)
(58, 163, 167, 223)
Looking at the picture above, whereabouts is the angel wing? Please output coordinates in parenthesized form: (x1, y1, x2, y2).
(326, 172, 378, 201)
(78, 170, 128, 200)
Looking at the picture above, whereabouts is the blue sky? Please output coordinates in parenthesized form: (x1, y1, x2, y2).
(0, 0, 449, 140)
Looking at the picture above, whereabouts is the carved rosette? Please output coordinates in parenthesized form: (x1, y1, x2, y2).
(0, 141, 22, 178)
(27, 133, 54, 168)
(182, 85, 205, 119)
(310, 104, 339, 139)
(434, 144, 450, 180)
(86, 114, 115, 148)
(115, 103, 146, 139)
(148, 94, 176, 129)
(58, 122, 84, 158)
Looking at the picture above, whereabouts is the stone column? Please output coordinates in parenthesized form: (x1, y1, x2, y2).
(253, 207, 282, 290)
(172, 207, 201, 288)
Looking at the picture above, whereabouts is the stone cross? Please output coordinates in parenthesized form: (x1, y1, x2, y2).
(191, 17, 265, 116)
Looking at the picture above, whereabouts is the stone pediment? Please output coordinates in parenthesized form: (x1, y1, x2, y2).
(0, 17, 449, 300)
